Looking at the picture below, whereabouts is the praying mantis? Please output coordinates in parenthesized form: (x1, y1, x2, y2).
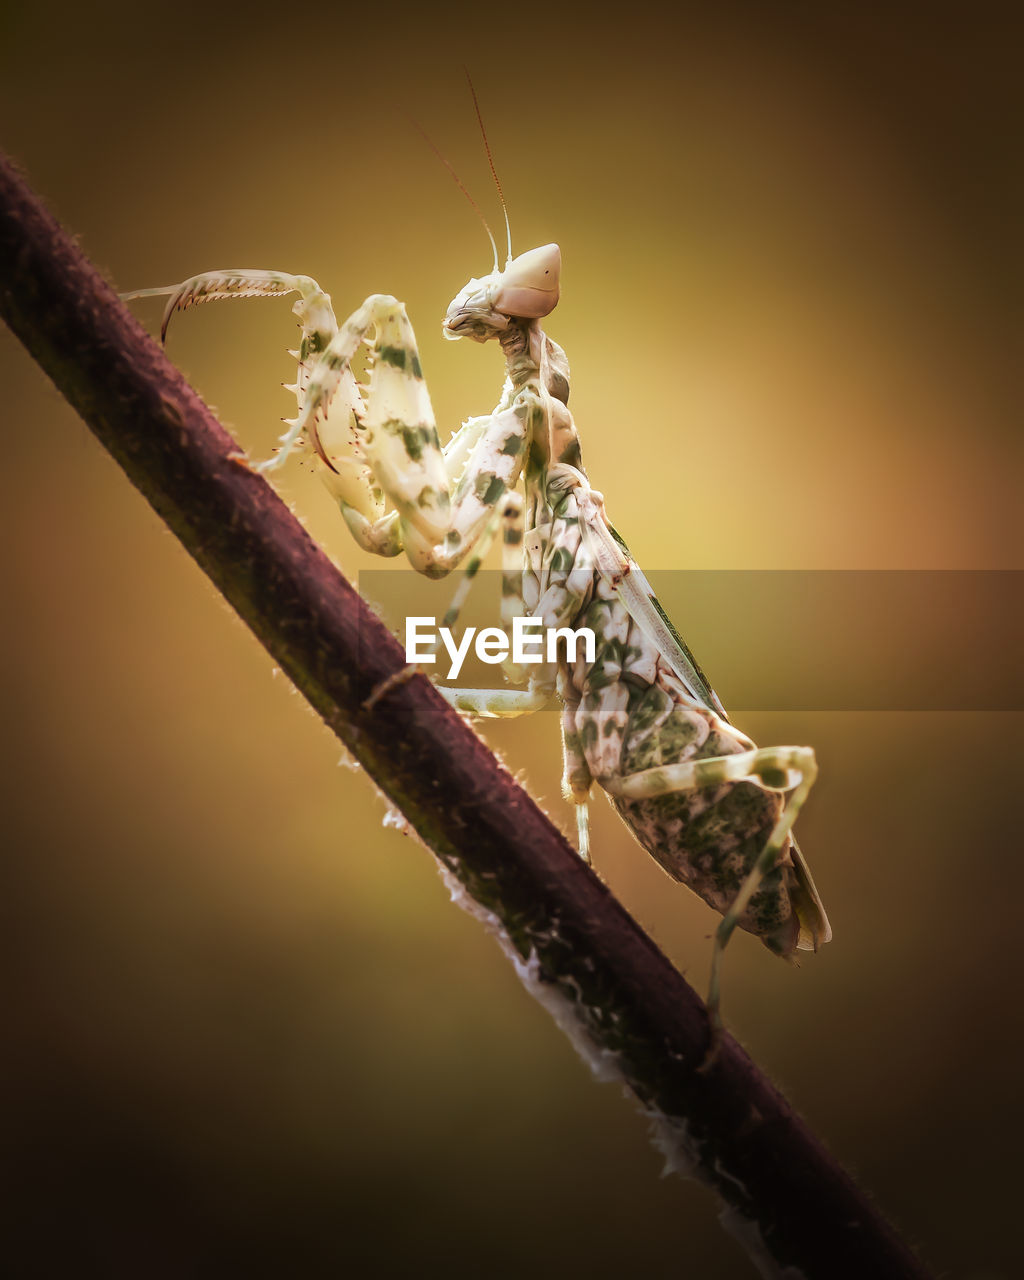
(122, 134, 830, 1049)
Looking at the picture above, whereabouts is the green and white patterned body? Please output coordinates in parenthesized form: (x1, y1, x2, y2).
(561, 566, 817, 954)
(498, 320, 826, 958)
(124, 240, 830, 1036)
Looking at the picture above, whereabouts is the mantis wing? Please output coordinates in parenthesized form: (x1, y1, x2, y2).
(576, 492, 833, 948)
(575, 503, 728, 720)
(788, 837, 833, 948)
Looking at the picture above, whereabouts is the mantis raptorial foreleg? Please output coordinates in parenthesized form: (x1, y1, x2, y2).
(273, 291, 536, 576)
(122, 270, 340, 349)
(125, 271, 540, 578)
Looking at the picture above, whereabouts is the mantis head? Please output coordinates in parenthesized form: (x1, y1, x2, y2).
(444, 244, 561, 343)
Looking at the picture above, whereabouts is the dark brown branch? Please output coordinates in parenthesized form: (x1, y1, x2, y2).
(0, 152, 931, 1280)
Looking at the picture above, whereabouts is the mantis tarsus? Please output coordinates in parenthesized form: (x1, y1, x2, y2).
(123, 162, 831, 1050)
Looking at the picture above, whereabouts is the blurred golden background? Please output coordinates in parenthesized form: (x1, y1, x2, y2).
(1, 2, 1020, 1276)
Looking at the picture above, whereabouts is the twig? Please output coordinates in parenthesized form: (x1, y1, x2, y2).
(0, 152, 931, 1280)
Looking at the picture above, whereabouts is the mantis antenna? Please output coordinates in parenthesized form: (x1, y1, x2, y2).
(465, 71, 513, 265)
(409, 116, 500, 273)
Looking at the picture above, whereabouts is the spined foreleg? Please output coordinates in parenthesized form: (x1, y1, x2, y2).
(125, 272, 536, 576)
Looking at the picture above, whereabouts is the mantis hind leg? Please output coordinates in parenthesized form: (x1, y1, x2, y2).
(705, 750, 818, 1047)
(600, 745, 819, 1048)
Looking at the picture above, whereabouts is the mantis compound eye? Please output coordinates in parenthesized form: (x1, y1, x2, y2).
(493, 243, 561, 319)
